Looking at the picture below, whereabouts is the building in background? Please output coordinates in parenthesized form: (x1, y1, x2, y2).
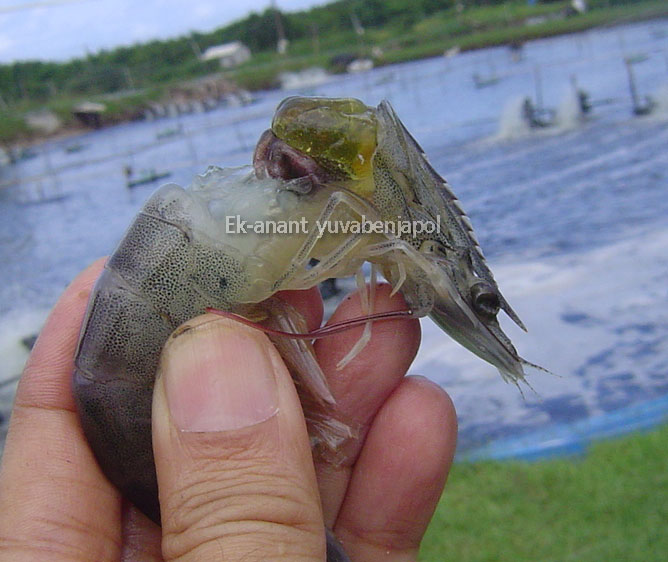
(200, 41, 251, 68)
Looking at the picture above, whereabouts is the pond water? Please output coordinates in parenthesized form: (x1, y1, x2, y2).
(1, 18, 667, 454)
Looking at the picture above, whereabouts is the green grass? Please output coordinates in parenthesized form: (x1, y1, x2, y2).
(98, 87, 164, 122)
(420, 424, 668, 561)
(0, 111, 31, 145)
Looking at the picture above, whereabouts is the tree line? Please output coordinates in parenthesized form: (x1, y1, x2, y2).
(0, 0, 477, 104)
(0, 0, 636, 105)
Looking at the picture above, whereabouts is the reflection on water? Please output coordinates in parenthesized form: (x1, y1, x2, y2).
(1, 18, 667, 452)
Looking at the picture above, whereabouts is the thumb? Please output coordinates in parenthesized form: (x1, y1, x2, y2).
(152, 315, 326, 561)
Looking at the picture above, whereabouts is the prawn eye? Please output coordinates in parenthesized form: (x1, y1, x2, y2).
(470, 282, 501, 319)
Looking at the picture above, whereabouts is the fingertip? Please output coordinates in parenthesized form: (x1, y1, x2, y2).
(402, 375, 458, 443)
(362, 374, 457, 482)
(334, 282, 415, 318)
(332, 282, 421, 349)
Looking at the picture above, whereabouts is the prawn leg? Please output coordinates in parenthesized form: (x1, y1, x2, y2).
(273, 190, 381, 290)
(358, 238, 447, 317)
(260, 297, 335, 405)
(290, 232, 365, 287)
(275, 190, 399, 368)
(260, 297, 356, 453)
(335, 265, 378, 369)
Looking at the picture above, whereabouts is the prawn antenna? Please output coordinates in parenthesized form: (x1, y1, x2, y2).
(205, 307, 414, 340)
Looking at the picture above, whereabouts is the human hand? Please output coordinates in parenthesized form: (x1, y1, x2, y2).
(0, 259, 456, 561)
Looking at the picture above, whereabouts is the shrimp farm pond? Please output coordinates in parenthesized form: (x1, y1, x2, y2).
(1, 19, 668, 458)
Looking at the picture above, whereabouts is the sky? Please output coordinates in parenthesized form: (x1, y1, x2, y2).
(0, 0, 327, 64)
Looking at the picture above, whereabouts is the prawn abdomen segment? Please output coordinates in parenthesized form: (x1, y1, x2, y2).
(74, 268, 173, 384)
(73, 367, 159, 521)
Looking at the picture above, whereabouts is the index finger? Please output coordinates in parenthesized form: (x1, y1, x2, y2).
(312, 284, 421, 522)
(0, 259, 123, 560)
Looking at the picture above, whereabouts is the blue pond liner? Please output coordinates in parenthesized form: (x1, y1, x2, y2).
(460, 394, 668, 462)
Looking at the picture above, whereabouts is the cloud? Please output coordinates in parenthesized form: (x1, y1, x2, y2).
(193, 2, 215, 21)
(130, 22, 161, 42)
(0, 34, 15, 58)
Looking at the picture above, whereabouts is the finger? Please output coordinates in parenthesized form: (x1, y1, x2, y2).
(276, 287, 324, 332)
(313, 284, 421, 523)
(0, 259, 125, 560)
(335, 376, 457, 561)
(315, 284, 420, 441)
(152, 315, 325, 561)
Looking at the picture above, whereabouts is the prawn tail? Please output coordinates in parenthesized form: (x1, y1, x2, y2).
(261, 297, 358, 457)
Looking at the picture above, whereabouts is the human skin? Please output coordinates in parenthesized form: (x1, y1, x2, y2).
(0, 259, 457, 561)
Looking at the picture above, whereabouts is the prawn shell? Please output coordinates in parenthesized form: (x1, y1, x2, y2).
(73, 182, 249, 523)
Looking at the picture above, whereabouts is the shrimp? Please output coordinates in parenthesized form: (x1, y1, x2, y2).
(73, 97, 542, 556)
